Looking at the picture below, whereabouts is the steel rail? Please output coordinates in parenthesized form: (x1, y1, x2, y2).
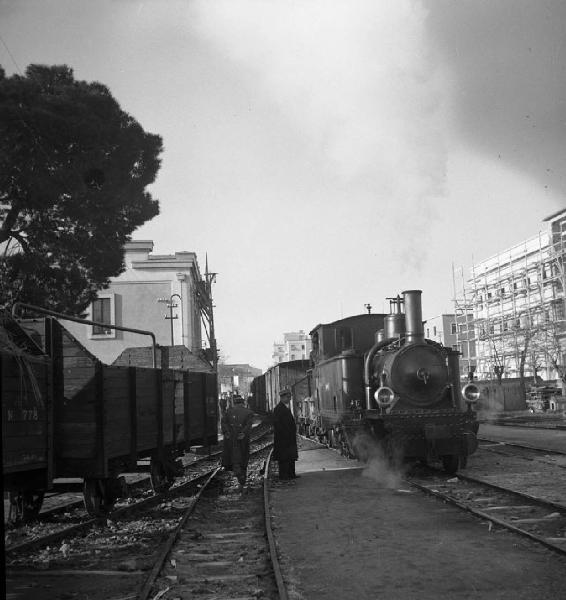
(408, 475, 566, 557)
(456, 471, 566, 512)
(263, 448, 289, 600)
(138, 440, 276, 600)
(5, 464, 221, 556)
(136, 466, 222, 600)
(478, 437, 566, 457)
(6, 430, 274, 555)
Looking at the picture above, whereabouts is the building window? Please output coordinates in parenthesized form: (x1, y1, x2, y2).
(89, 294, 115, 338)
(451, 323, 457, 335)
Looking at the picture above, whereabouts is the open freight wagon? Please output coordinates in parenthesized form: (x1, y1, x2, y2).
(1, 313, 53, 521)
(3, 313, 218, 519)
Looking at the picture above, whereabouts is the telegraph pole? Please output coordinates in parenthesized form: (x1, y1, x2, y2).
(195, 254, 218, 372)
(158, 294, 180, 346)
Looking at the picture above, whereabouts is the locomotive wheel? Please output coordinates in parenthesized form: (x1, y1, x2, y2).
(9, 490, 45, 522)
(150, 458, 174, 493)
(441, 455, 459, 474)
(83, 478, 116, 516)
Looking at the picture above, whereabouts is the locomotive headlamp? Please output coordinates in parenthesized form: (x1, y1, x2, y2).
(374, 386, 395, 408)
(462, 383, 480, 403)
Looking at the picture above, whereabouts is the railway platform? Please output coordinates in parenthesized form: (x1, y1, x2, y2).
(269, 441, 566, 600)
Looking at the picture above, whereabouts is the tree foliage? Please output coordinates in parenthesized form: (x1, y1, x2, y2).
(0, 64, 162, 314)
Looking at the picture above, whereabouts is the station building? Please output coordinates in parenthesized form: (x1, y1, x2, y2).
(62, 240, 216, 369)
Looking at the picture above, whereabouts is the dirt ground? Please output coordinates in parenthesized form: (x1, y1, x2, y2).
(270, 447, 566, 600)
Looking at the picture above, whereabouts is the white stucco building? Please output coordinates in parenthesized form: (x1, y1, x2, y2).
(272, 330, 312, 364)
(63, 240, 215, 366)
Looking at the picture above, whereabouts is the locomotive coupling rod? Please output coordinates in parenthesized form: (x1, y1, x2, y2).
(364, 337, 396, 409)
(12, 302, 158, 368)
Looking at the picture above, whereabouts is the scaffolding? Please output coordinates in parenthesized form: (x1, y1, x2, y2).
(452, 210, 566, 383)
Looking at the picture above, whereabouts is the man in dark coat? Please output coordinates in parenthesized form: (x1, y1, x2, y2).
(221, 395, 254, 487)
(273, 388, 299, 480)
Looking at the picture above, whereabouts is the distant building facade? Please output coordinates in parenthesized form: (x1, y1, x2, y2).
(425, 314, 457, 347)
(272, 330, 312, 364)
(425, 313, 477, 380)
(63, 240, 214, 366)
(454, 209, 566, 382)
(218, 363, 262, 399)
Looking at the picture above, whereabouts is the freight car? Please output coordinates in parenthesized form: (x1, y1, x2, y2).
(2, 306, 218, 521)
(1, 313, 52, 521)
(308, 290, 479, 473)
(264, 359, 310, 413)
(249, 374, 267, 414)
(249, 360, 310, 419)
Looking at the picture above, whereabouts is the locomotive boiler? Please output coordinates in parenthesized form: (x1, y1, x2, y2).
(309, 290, 479, 473)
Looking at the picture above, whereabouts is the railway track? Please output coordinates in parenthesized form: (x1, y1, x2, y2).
(141, 446, 287, 600)
(5, 428, 272, 556)
(6, 435, 282, 600)
(5, 422, 273, 526)
(305, 431, 566, 557)
(478, 437, 566, 466)
(408, 468, 566, 556)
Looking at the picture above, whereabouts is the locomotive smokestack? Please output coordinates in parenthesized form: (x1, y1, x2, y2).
(403, 290, 424, 344)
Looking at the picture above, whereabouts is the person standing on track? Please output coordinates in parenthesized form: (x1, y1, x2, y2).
(273, 388, 299, 480)
(221, 395, 254, 488)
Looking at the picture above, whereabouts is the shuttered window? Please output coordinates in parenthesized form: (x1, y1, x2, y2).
(92, 297, 112, 335)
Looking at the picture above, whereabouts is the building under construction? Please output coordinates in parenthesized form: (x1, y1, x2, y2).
(453, 209, 566, 383)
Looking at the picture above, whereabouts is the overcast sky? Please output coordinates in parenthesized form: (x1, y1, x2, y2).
(1, 0, 564, 370)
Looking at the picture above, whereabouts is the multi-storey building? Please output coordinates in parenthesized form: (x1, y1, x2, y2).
(62, 240, 217, 367)
(453, 209, 566, 382)
(218, 363, 262, 399)
(424, 313, 477, 380)
(425, 314, 457, 347)
(272, 330, 312, 364)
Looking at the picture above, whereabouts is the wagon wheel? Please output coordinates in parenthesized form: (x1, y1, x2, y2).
(441, 455, 459, 474)
(83, 478, 116, 516)
(9, 490, 45, 522)
(150, 458, 173, 493)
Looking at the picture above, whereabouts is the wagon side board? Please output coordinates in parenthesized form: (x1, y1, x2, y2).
(1, 351, 52, 490)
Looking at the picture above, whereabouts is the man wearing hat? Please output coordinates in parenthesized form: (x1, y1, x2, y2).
(221, 395, 254, 488)
(273, 388, 299, 480)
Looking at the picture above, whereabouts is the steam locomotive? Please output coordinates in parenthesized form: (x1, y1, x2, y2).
(307, 290, 479, 473)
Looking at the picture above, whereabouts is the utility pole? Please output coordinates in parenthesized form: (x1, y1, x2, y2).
(158, 294, 181, 346)
(195, 254, 218, 372)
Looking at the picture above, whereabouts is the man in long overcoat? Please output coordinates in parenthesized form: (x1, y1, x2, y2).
(273, 389, 299, 480)
(221, 395, 254, 487)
